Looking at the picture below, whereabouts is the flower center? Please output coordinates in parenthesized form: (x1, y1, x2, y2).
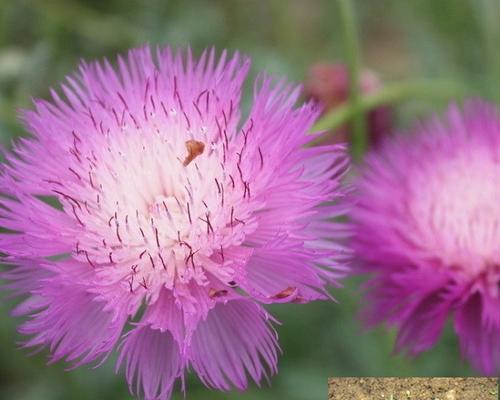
(409, 147, 500, 275)
(70, 124, 253, 297)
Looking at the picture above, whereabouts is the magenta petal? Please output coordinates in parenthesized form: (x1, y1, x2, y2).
(454, 292, 500, 375)
(142, 288, 185, 345)
(0, 257, 53, 298)
(189, 299, 278, 391)
(394, 288, 454, 355)
(241, 245, 328, 303)
(117, 326, 183, 400)
(19, 284, 126, 368)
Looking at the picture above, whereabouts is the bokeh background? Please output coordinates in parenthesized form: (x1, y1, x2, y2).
(0, 1, 499, 399)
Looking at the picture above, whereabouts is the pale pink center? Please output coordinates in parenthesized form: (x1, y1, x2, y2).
(409, 146, 500, 277)
(69, 117, 256, 299)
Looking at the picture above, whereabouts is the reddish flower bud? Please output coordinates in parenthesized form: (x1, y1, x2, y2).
(304, 62, 392, 146)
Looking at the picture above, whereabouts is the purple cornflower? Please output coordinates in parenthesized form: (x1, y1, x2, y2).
(352, 101, 500, 375)
(0, 47, 349, 399)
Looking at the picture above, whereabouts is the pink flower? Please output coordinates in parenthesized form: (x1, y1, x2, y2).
(352, 101, 500, 375)
(0, 47, 349, 399)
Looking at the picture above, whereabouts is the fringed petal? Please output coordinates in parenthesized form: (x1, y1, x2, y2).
(189, 299, 279, 391)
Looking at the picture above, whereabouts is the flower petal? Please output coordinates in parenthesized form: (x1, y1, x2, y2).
(454, 292, 500, 375)
(189, 299, 278, 391)
(241, 244, 328, 303)
(117, 325, 183, 400)
(0, 257, 53, 298)
(19, 282, 126, 368)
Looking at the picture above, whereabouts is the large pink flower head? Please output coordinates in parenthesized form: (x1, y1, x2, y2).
(0, 46, 349, 399)
(352, 101, 500, 375)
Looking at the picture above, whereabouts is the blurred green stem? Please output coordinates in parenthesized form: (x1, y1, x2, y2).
(338, 0, 366, 161)
(312, 79, 465, 133)
(478, 0, 500, 101)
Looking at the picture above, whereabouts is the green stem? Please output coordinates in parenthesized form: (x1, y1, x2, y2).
(338, 0, 366, 160)
(311, 79, 466, 134)
(478, 0, 500, 101)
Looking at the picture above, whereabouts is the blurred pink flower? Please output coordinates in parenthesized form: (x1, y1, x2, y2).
(0, 47, 350, 399)
(304, 62, 392, 146)
(352, 101, 500, 375)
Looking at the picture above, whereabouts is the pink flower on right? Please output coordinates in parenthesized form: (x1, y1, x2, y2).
(352, 100, 500, 375)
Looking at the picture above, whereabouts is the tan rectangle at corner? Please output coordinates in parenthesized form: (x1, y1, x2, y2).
(328, 377, 498, 400)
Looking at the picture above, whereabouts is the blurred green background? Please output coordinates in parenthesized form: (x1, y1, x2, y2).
(0, 0, 499, 399)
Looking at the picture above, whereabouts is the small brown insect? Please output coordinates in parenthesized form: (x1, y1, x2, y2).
(272, 286, 296, 299)
(208, 288, 228, 298)
(183, 140, 205, 166)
